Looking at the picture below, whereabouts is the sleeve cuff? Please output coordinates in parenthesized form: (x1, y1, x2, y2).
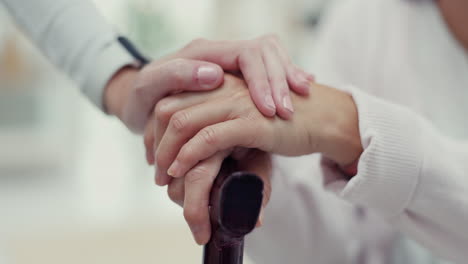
(82, 39, 136, 111)
(339, 86, 424, 220)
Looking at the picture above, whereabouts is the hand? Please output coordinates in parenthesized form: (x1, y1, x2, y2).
(104, 59, 224, 133)
(105, 35, 314, 133)
(165, 149, 272, 245)
(163, 35, 314, 119)
(148, 75, 362, 182)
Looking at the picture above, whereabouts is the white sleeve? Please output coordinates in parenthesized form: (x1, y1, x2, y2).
(245, 155, 397, 264)
(307, 1, 467, 262)
(336, 86, 468, 263)
(0, 0, 135, 110)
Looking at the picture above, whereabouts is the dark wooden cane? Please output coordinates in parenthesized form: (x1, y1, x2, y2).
(203, 158, 264, 264)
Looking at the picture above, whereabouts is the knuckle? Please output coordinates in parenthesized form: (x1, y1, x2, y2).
(267, 75, 284, 85)
(169, 58, 187, 69)
(184, 205, 204, 225)
(240, 46, 258, 58)
(200, 127, 218, 145)
(238, 46, 261, 71)
(185, 167, 209, 185)
(154, 99, 174, 124)
(168, 67, 186, 87)
(170, 110, 191, 133)
(177, 145, 195, 165)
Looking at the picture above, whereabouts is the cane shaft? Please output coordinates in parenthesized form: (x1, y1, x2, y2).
(203, 158, 263, 264)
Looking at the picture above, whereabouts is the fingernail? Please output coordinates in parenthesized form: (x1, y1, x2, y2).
(167, 161, 180, 177)
(197, 66, 219, 89)
(264, 95, 276, 111)
(282, 96, 294, 113)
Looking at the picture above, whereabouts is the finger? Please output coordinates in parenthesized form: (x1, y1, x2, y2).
(262, 44, 294, 119)
(167, 119, 270, 178)
(271, 41, 311, 96)
(238, 48, 276, 117)
(174, 39, 244, 70)
(155, 166, 172, 186)
(294, 69, 315, 95)
(154, 106, 171, 185)
(157, 102, 235, 179)
(153, 92, 222, 186)
(231, 147, 250, 160)
(123, 59, 224, 133)
(167, 177, 185, 207)
(301, 69, 315, 82)
(153, 101, 172, 186)
(176, 38, 290, 117)
(183, 151, 229, 245)
(286, 65, 312, 96)
(143, 113, 156, 165)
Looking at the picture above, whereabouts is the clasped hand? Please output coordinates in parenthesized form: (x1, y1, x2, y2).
(144, 74, 362, 245)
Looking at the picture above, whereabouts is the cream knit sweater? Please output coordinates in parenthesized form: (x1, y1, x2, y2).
(247, 0, 468, 263)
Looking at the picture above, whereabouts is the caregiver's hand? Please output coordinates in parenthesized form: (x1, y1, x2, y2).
(161, 35, 314, 119)
(105, 35, 313, 133)
(150, 75, 363, 181)
(105, 59, 223, 133)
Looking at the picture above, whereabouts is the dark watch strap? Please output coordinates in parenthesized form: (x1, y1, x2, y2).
(117, 36, 150, 67)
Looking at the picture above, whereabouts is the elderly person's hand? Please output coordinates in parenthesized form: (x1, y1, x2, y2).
(104, 35, 313, 133)
(144, 74, 362, 244)
(164, 148, 272, 245)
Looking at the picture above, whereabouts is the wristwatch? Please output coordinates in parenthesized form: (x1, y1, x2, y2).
(117, 36, 150, 68)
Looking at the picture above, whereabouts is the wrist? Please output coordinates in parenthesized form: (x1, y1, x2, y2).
(104, 66, 139, 118)
(314, 85, 363, 167)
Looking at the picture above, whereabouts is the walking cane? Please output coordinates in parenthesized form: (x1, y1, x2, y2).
(203, 157, 264, 264)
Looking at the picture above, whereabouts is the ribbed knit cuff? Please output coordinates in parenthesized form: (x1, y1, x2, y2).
(82, 39, 136, 112)
(339, 86, 424, 220)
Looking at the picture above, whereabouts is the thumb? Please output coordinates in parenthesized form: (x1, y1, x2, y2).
(122, 59, 224, 133)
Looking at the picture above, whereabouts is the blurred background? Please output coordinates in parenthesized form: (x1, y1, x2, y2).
(0, 0, 332, 263)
